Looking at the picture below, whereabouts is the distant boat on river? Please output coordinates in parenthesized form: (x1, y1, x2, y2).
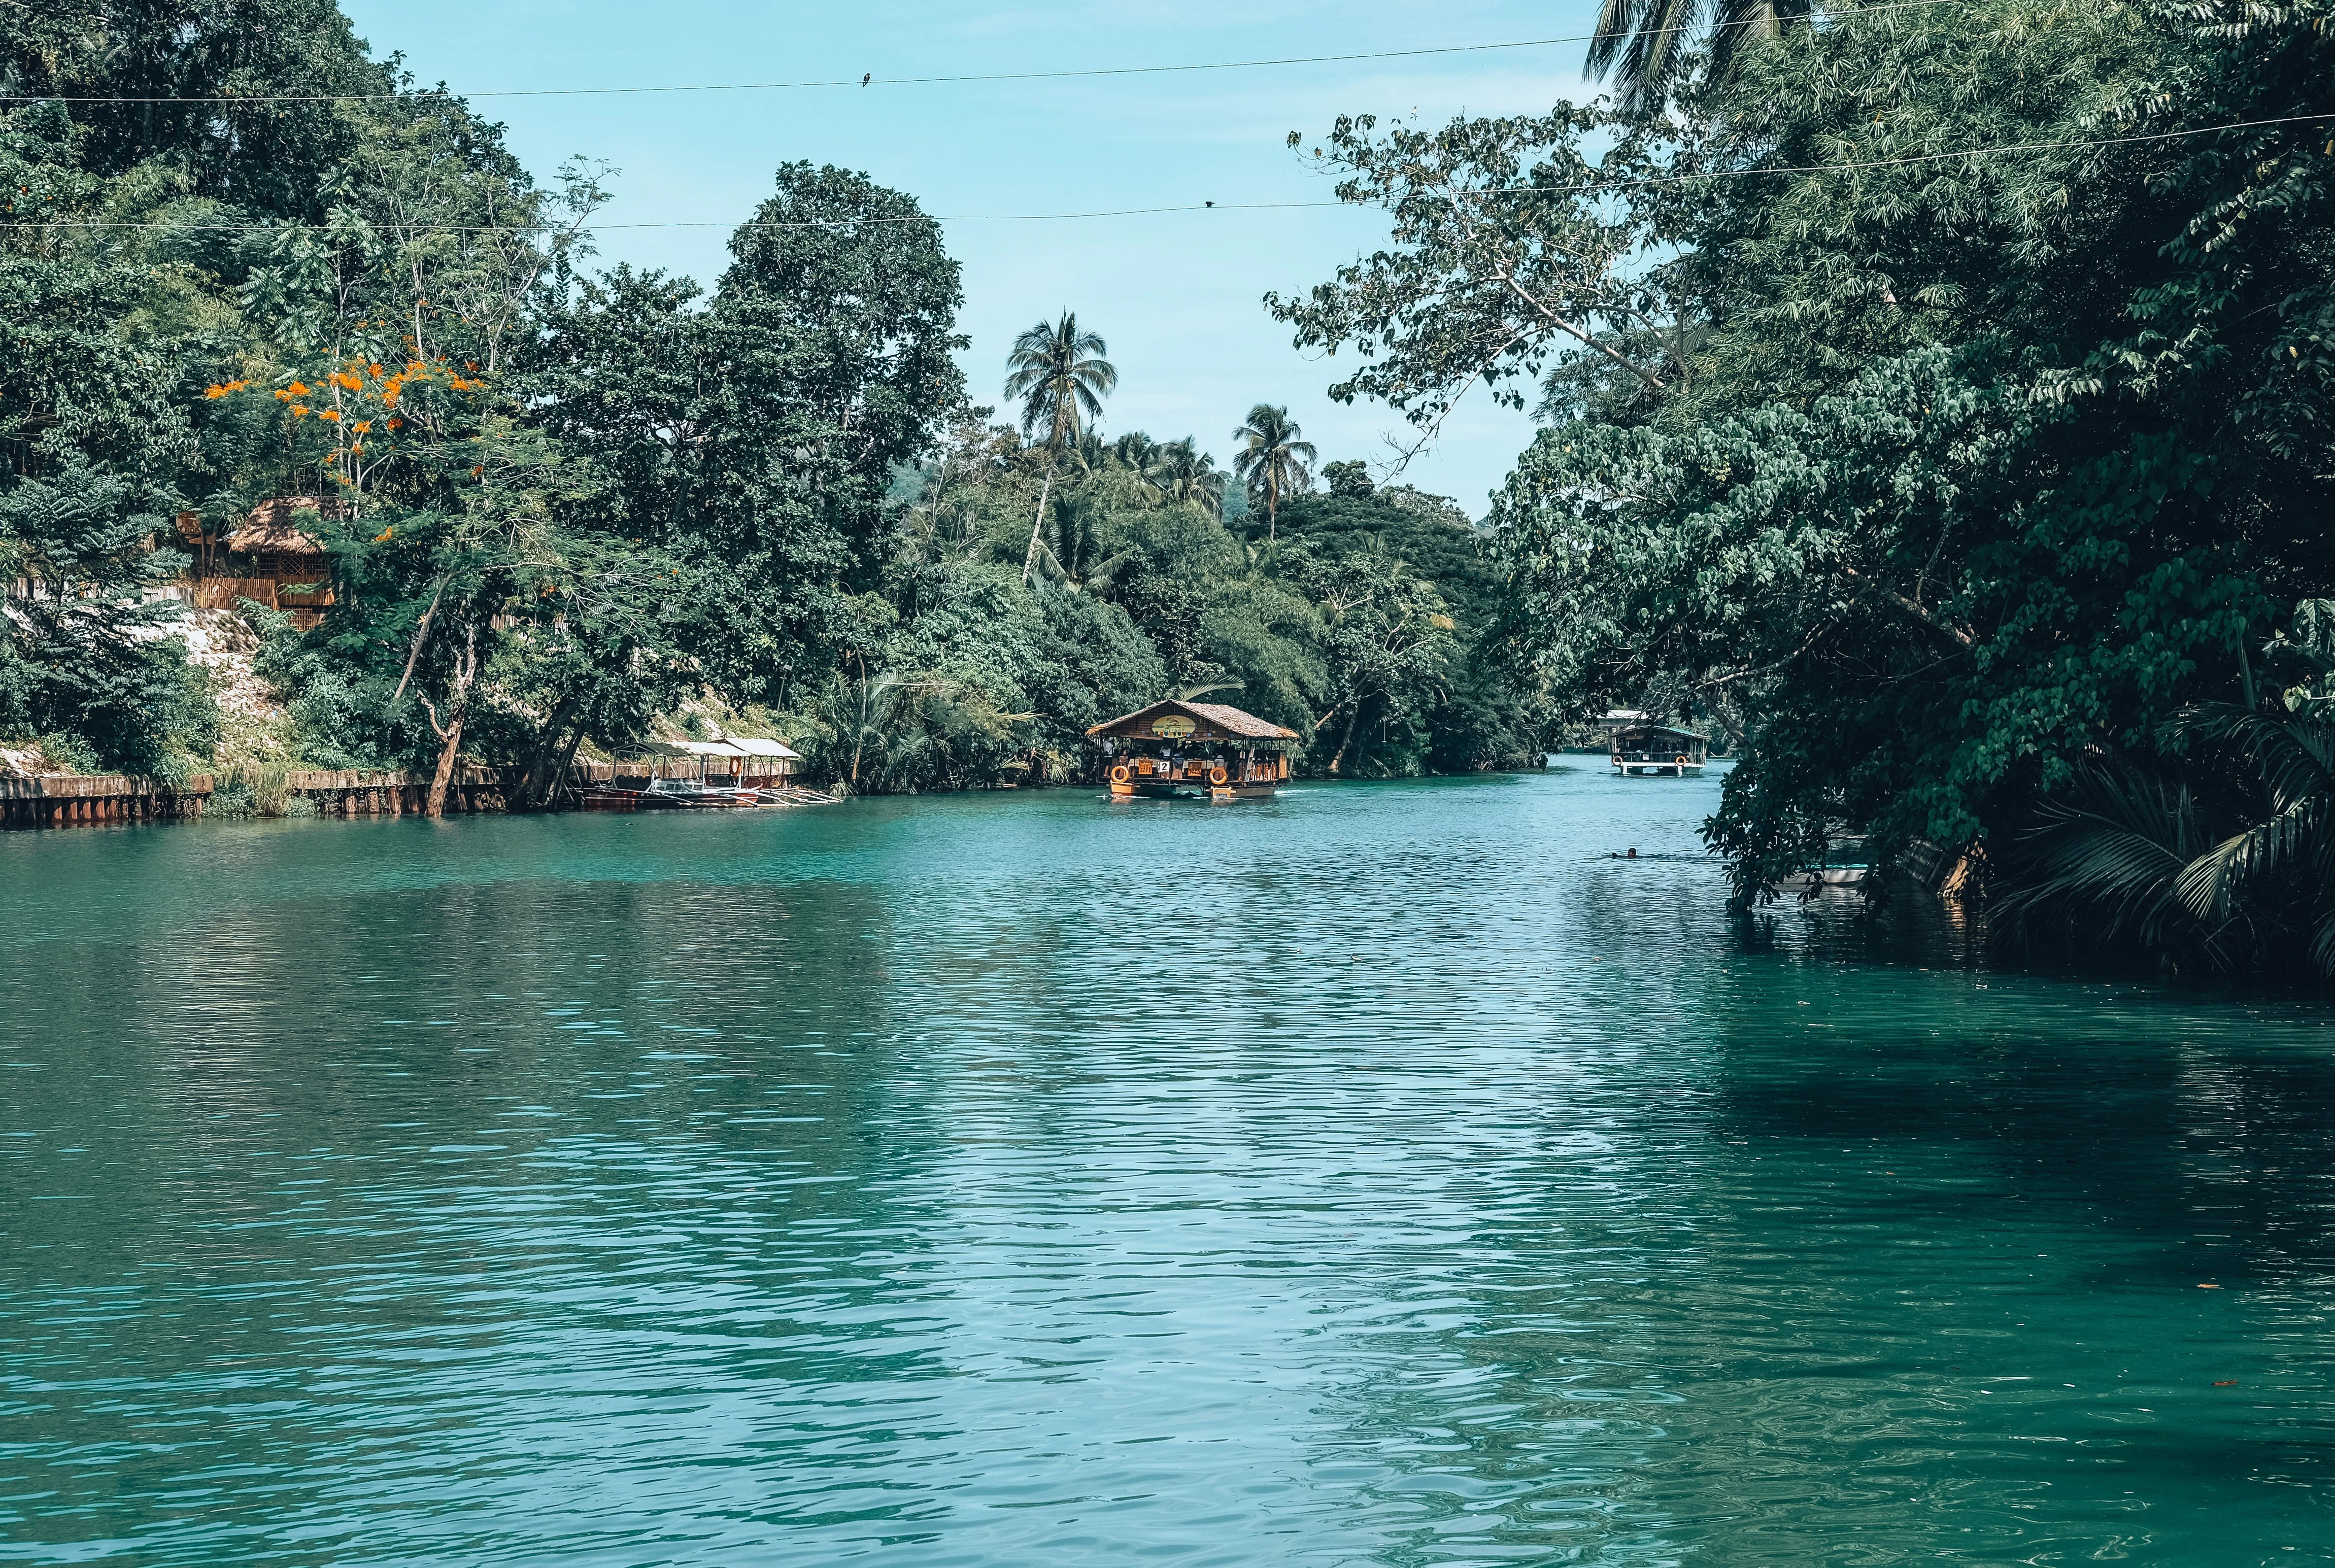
(1608, 721, 1709, 778)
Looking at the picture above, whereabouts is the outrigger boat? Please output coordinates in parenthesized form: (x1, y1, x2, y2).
(1087, 699, 1299, 801)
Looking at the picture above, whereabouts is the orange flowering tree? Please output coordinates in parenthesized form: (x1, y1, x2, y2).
(205, 354, 491, 515)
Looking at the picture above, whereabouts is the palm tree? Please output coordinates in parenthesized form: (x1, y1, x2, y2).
(1231, 404, 1316, 541)
(1992, 605, 2335, 975)
(1586, 0, 1815, 117)
(1033, 494, 1134, 596)
(1003, 312, 1116, 585)
(1112, 431, 1167, 502)
(1994, 710, 2335, 976)
(1156, 439, 1226, 515)
(1065, 429, 1114, 485)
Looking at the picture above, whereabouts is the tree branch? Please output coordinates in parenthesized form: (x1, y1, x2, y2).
(390, 576, 449, 706)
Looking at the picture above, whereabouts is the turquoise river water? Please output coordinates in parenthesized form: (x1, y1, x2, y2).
(2, 767, 2331, 1564)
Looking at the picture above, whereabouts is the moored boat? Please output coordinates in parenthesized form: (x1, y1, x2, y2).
(638, 777, 731, 808)
(1086, 699, 1299, 801)
(1609, 723, 1709, 778)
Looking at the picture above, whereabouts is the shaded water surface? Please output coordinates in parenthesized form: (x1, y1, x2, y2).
(2, 770, 2331, 1564)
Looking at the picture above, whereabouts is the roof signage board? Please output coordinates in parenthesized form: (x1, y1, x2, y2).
(1086, 699, 1301, 745)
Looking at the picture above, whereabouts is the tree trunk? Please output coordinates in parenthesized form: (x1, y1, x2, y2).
(514, 695, 579, 808)
(425, 708, 466, 819)
(546, 726, 587, 809)
(1329, 704, 1361, 775)
(1020, 463, 1057, 586)
(850, 654, 870, 791)
(421, 624, 478, 819)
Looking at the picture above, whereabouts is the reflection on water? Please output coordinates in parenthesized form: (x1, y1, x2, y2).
(2, 772, 2331, 1564)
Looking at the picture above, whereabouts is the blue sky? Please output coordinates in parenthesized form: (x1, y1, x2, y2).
(341, 0, 1607, 517)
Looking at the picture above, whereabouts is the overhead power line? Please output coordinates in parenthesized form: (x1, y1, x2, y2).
(0, 108, 2318, 236)
(0, 0, 1965, 105)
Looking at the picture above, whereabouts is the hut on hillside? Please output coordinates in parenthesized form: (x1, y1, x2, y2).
(176, 497, 344, 627)
(1087, 699, 1299, 801)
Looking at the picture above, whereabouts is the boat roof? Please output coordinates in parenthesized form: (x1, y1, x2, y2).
(1612, 723, 1708, 742)
(673, 736, 803, 760)
(1086, 698, 1299, 743)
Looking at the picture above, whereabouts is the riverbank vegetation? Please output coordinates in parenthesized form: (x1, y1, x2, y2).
(5, 0, 2325, 979)
(0, 2, 1541, 808)
(1276, 0, 2334, 975)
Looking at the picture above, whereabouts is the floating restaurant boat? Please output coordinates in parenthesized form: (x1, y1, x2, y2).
(1609, 722, 1709, 778)
(1087, 699, 1299, 801)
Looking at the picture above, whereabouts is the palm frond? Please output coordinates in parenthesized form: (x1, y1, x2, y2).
(1587, 0, 1818, 116)
(1993, 763, 2219, 953)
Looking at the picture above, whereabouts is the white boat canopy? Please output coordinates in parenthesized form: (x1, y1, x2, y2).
(671, 737, 803, 761)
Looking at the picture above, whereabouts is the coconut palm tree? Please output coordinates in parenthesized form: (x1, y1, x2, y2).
(1231, 404, 1316, 541)
(1065, 429, 1114, 485)
(1587, 0, 1815, 117)
(1112, 431, 1167, 502)
(1156, 440, 1226, 515)
(1003, 312, 1116, 584)
(1034, 493, 1135, 597)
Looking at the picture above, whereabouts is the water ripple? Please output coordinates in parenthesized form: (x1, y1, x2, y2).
(3, 774, 2332, 1563)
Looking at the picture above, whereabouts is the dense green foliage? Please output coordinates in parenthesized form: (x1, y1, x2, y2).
(845, 419, 1539, 786)
(0, 1, 1543, 802)
(1284, 0, 2335, 971)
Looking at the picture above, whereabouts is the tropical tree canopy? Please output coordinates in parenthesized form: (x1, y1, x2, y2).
(1278, 0, 2335, 974)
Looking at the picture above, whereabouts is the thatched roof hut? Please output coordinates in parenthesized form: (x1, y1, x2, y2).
(1086, 698, 1298, 745)
(224, 497, 346, 558)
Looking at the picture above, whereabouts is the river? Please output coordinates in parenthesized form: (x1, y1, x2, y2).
(2, 767, 2329, 1563)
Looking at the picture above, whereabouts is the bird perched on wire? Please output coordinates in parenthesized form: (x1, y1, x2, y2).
(862, 73, 871, 86)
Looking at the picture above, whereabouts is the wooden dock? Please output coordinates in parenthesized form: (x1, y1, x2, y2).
(282, 767, 505, 816)
(0, 774, 214, 828)
(5, 761, 818, 828)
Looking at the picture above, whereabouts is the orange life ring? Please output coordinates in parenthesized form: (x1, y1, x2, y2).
(1208, 764, 1228, 785)
(1674, 754, 1689, 768)
(1109, 763, 1129, 783)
